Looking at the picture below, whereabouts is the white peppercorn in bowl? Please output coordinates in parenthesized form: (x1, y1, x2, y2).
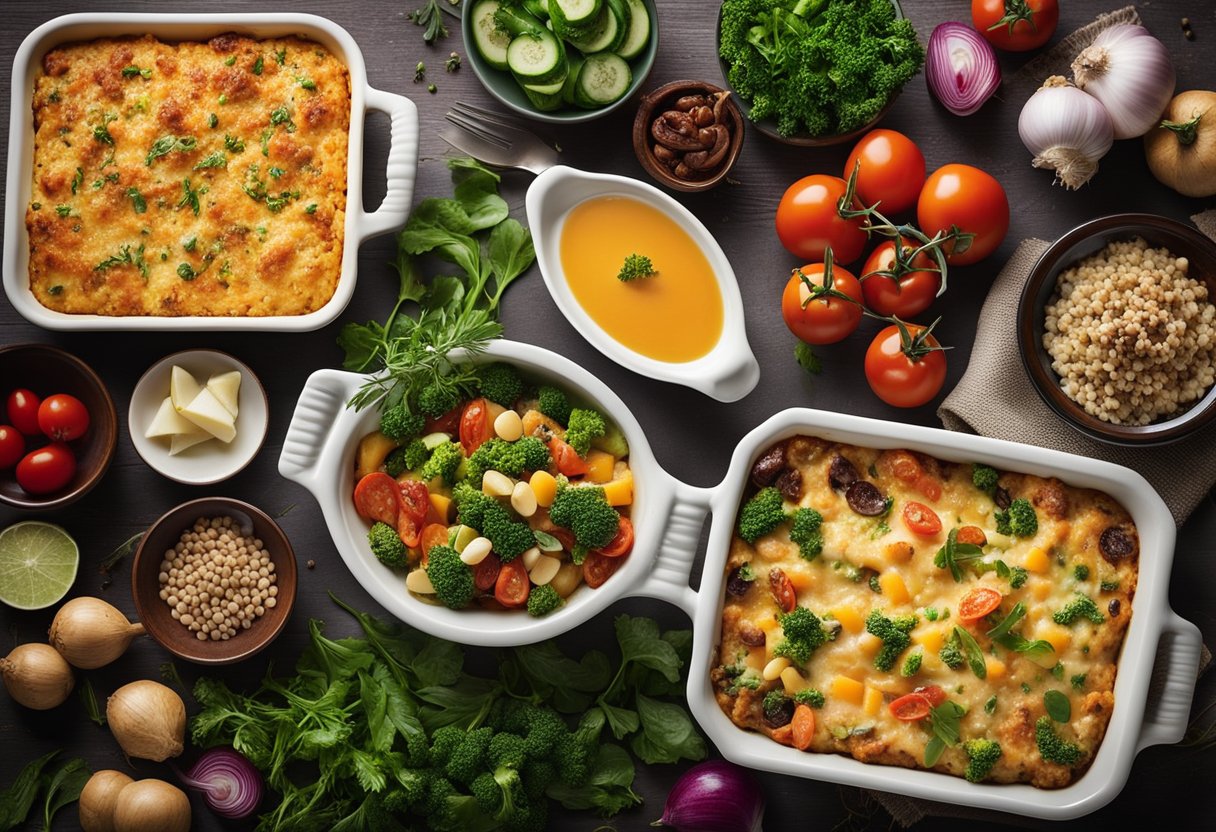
(131, 497, 297, 665)
(1018, 214, 1216, 446)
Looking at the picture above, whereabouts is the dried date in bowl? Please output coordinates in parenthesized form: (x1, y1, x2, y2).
(632, 80, 745, 193)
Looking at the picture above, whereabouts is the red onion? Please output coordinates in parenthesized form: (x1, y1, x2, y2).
(653, 760, 765, 832)
(925, 22, 1002, 116)
(174, 748, 263, 819)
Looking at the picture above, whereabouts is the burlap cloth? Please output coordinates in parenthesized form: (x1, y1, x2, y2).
(865, 7, 1215, 827)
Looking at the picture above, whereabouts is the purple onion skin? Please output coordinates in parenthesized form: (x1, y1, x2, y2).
(655, 760, 766, 832)
(177, 747, 264, 820)
(925, 22, 1002, 116)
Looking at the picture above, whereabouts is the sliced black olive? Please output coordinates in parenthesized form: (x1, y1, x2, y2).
(846, 481, 888, 516)
(775, 468, 802, 502)
(763, 694, 795, 728)
(994, 486, 1012, 510)
(1099, 526, 1137, 563)
(726, 566, 754, 597)
(1108, 599, 1121, 617)
(750, 443, 786, 487)
(828, 454, 860, 491)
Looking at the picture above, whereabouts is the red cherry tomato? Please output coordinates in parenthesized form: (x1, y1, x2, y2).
(844, 129, 926, 215)
(494, 558, 530, 607)
(958, 587, 1005, 622)
(781, 259, 864, 345)
(972, 0, 1059, 52)
(902, 501, 943, 537)
(36, 394, 90, 442)
(914, 685, 948, 707)
(15, 443, 75, 495)
(956, 525, 988, 547)
(397, 480, 430, 549)
(860, 237, 941, 320)
(7, 389, 42, 437)
(0, 426, 24, 469)
(459, 398, 494, 456)
(549, 437, 588, 477)
(582, 550, 622, 589)
(775, 175, 868, 264)
(596, 517, 634, 558)
(474, 552, 502, 592)
(425, 404, 463, 436)
(864, 323, 948, 408)
(889, 692, 933, 721)
(917, 164, 1009, 267)
(420, 523, 449, 560)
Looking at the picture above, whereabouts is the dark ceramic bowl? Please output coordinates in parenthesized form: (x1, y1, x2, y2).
(632, 79, 745, 193)
(1017, 214, 1216, 446)
(0, 344, 117, 510)
(131, 497, 297, 665)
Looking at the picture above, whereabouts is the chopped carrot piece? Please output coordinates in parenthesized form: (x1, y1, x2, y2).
(792, 704, 815, 750)
(771, 724, 794, 747)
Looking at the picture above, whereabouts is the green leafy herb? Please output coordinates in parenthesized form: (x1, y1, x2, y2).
(224, 55, 236, 66)
(70, 167, 83, 195)
(126, 187, 146, 213)
(1044, 690, 1071, 723)
(78, 677, 105, 727)
(208, 113, 219, 128)
(224, 133, 245, 152)
(54, 205, 71, 217)
(446, 51, 461, 72)
(0, 751, 90, 832)
(183, 236, 198, 252)
(47, 285, 63, 296)
(94, 243, 148, 279)
(952, 625, 987, 679)
(983, 694, 997, 715)
(1071, 673, 1087, 691)
(269, 166, 285, 178)
(933, 528, 985, 582)
(92, 172, 120, 189)
(617, 253, 657, 282)
(305, 203, 318, 214)
(924, 700, 966, 767)
(146, 134, 197, 165)
(794, 341, 822, 375)
(177, 178, 207, 216)
(297, 77, 316, 90)
(985, 602, 1055, 661)
(410, 0, 460, 45)
(275, 47, 287, 65)
(121, 65, 151, 79)
(92, 112, 117, 145)
(177, 263, 197, 281)
(269, 105, 296, 131)
(194, 151, 227, 169)
(253, 56, 264, 75)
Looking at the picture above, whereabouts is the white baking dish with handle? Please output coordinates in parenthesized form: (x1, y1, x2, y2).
(280, 340, 1200, 818)
(4, 13, 418, 331)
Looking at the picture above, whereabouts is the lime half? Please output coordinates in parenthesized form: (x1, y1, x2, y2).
(0, 521, 79, 610)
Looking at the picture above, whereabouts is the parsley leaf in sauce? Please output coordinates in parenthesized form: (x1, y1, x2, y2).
(146, 135, 197, 166)
(121, 65, 151, 79)
(194, 151, 227, 170)
(125, 187, 147, 214)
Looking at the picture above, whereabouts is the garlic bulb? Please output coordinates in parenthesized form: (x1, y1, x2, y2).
(1072, 24, 1175, 139)
(1019, 76, 1114, 189)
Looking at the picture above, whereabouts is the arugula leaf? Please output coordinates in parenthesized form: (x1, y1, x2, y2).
(924, 700, 966, 767)
(630, 693, 707, 764)
(40, 757, 89, 832)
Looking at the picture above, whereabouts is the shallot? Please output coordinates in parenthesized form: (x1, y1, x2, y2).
(1018, 76, 1114, 189)
(653, 760, 765, 832)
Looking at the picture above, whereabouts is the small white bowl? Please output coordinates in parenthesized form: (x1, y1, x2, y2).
(129, 349, 268, 485)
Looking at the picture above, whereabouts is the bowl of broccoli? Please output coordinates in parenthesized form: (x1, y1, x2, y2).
(716, 0, 924, 146)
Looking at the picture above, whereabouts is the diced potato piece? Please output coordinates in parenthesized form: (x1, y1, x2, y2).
(585, 450, 615, 483)
(857, 632, 882, 658)
(780, 666, 807, 694)
(602, 470, 633, 506)
(985, 656, 1007, 679)
(830, 675, 865, 706)
(878, 571, 910, 605)
(911, 625, 945, 655)
(831, 606, 865, 634)
(763, 657, 790, 681)
(529, 470, 558, 507)
(862, 685, 884, 716)
(1023, 547, 1051, 573)
(429, 493, 453, 524)
(356, 431, 398, 479)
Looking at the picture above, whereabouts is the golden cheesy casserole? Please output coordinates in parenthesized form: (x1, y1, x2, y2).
(27, 33, 350, 316)
(713, 437, 1138, 788)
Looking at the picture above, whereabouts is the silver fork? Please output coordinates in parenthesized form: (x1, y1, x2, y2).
(438, 101, 560, 174)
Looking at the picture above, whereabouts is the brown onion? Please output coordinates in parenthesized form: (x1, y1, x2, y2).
(1, 642, 74, 710)
(79, 770, 134, 832)
(112, 779, 190, 832)
(106, 680, 185, 762)
(49, 597, 145, 669)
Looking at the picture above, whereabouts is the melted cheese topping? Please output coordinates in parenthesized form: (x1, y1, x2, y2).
(713, 437, 1138, 789)
(27, 34, 349, 316)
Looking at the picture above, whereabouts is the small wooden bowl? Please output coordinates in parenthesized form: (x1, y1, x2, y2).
(632, 80, 744, 193)
(0, 343, 117, 511)
(131, 497, 297, 665)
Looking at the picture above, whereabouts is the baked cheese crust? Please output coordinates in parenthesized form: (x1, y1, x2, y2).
(713, 437, 1138, 788)
(27, 33, 350, 316)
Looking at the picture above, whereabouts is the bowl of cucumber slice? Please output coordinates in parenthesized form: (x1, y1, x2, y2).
(464, 0, 658, 123)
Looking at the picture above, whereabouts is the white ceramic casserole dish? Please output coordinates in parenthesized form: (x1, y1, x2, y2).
(4, 12, 418, 331)
(281, 344, 1200, 818)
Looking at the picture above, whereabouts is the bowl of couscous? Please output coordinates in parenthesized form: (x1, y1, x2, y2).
(1018, 213, 1216, 446)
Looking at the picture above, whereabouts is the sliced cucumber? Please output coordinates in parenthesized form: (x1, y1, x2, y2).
(493, 2, 546, 38)
(506, 28, 567, 85)
(549, 0, 604, 40)
(561, 54, 585, 105)
(617, 0, 650, 60)
(565, 5, 621, 54)
(523, 84, 564, 112)
(522, 0, 550, 19)
(521, 71, 567, 97)
(573, 52, 631, 108)
(470, 0, 511, 71)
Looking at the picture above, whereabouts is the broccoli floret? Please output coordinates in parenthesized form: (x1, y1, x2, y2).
(466, 437, 550, 487)
(425, 544, 475, 609)
(773, 606, 832, 665)
(564, 408, 606, 456)
(1052, 593, 1105, 626)
(420, 441, 464, 485)
(445, 726, 494, 785)
(1035, 716, 1082, 766)
(866, 609, 917, 672)
(762, 690, 791, 722)
(995, 498, 1038, 538)
(617, 253, 657, 282)
(385, 439, 428, 477)
(516, 436, 552, 472)
(481, 503, 535, 561)
(422, 774, 459, 817)
(488, 733, 527, 770)
(793, 688, 825, 708)
(722, 663, 762, 695)
(789, 507, 824, 560)
(526, 584, 563, 617)
(520, 758, 555, 801)
(963, 738, 1002, 782)
(368, 521, 408, 568)
(972, 463, 999, 495)
(477, 363, 524, 406)
(1009, 566, 1029, 589)
(553, 725, 596, 787)
(379, 404, 425, 443)
(939, 634, 965, 670)
(901, 650, 923, 678)
(429, 726, 466, 768)
(548, 483, 620, 549)
(418, 383, 460, 419)
(737, 487, 787, 544)
(504, 798, 547, 832)
(1073, 564, 1090, 581)
(503, 703, 566, 760)
(536, 386, 572, 425)
(452, 481, 493, 529)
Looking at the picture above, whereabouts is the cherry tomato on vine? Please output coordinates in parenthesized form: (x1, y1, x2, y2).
(15, 443, 75, 495)
(37, 394, 90, 442)
(917, 164, 1009, 267)
(864, 322, 948, 408)
(775, 175, 868, 264)
(780, 254, 864, 345)
(7, 389, 42, 437)
(972, 0, 1059, 52)
(844, 129, 926, 215)
(0, 426, 24, 470)
(860, 237, 942, 319)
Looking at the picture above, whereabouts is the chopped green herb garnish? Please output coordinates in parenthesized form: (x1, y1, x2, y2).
(933, 528, 985, 582)
(224, 134, 245, 152)
(260, 127, 273, 157)
(94, 243, 148, 279)
(218, 94, 228, 105)
(70, 166, 83, 195)
(1070, 673, 1087, 691)
(126, 187, 147, 213)
(253, 56, 264, 75)
(48, 284, 63, 295)
(269, 166, 285, 178)
(305, 203, 317, 214)
(177, 263, 197, 281)
(146, 134, 197, 165)
(184, 236, 198, 252)
(121, 65, 151, 79)
(297, 77, 316, 90)
(177, 178, 207, 216)
(208, 113, 219, 128)
(1100, 579, 1120, 592)
(54, 204, 71, 217)
(194, 151, 227, 170)
(93, 112, 117, 145)
(618, 253, 657, 282)
(983, 695, 997, 715)
(224, 55, 236, 66)
(92, 172, 120, 189)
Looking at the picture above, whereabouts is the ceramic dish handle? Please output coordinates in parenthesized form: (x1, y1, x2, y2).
(1135, 611, 1204, 752)
(279, 368, 359, 487)
(359, 87, 419, 240)
(628, 481, 714, 617)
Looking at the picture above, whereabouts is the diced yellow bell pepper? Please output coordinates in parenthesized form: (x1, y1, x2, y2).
(786, 565, 814, 592)
(911, 624, 945, 655)
(831, 606, 865, 634)
(529, 470, 557, 507)
(830, 675, 865, 706)
(1036, 623, 1073, 655)
(602, 470, 633, 506)
(985, 656, 1006, 679)
(1024, 547, 1051, 574)
(857, 632, 882, 658)
(878, 571, 910, 605)
(355, 431, 397, 479)
(862, 685, 884, 716)
(584, 450, 615, 483)
(428, 493, 453, 524)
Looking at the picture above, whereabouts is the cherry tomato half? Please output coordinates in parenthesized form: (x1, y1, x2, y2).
(420, 523, 449, 561)
(7, 389, 42, 437)
(353, 472, 402, 526)
(860, 237, 941, 320)
(583, 550, 622, 589)
(397, 480, 430, 549)
(956, 525, 988, 547)
(902, 501, 943, 537)
(917, 164, 1009, 267)
(549, 437, 588, 477)
(775, 175, 868, 264)
(889, 692, 933, 721)
(914, 685, 948, 707)
(0, 426, 24, 470)
(15, 443, 75, 495)
(37, 394, 90, 442)
(958, 586, 1005, 622)
(844, 129, 926, 215)
(475, 552, 503, 592)
(495, 558, 530, 607)
(972, 0, 1059, 52)
(864, 324, 948, 408)
(596, 517, 634, 558)
(425, 404, 463, 436)
(781, 260, 864, 345)
(459, 398, 495, 457)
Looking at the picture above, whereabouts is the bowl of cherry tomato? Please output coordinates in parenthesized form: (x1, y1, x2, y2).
(0, 344, 117, 511)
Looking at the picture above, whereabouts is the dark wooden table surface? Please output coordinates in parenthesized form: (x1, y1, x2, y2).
(2, 1, 1215, 830)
